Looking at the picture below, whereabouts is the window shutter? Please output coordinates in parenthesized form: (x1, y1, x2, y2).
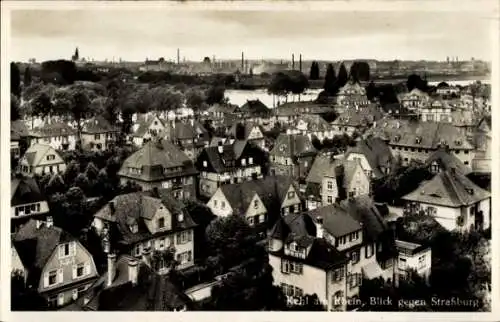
(72, 265, 77, 279)
(57, 268, 64, 284)
(43, 272, 49, 288)
(85, 262, 91, 276)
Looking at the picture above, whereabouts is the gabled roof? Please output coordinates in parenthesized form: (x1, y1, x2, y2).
(13, 219, 75, 281)
(118, 139, 196, 182)
(133, 115, 164, 138)
(11, 120, 30, 141)
(198, 139, 260, 173)
(21, 144, 65, 167)
(424, 148, 472, 176)
(82, 116, 120, 134)
(30, 122, 76, 138)
(207, 103, 238, 115)
(331, 104, 383, 127)
(402, 170, 491, 207)
(218, 175, 300, 215)
(270, 134, 317, 158)
(338, 81, 367, 95)
(307, 204, 363, 238)
(293, 114, 332, 132)
(93, 190, 196, 246)
(345, 136, 394, 178)
(340, 195, 389, 242)
(240, 99, 271, 117)
(228, 122, 262, 140)
(398, 88, 430, 101)
(11, 176, 46, 206)
(306, 154, 342, 185)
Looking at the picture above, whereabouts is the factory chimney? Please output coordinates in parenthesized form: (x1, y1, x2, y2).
(292, 54, 295, 70)
(177, 48, 180, 64)
(241, 52, 244, 71)
(299, 54, 302, 72)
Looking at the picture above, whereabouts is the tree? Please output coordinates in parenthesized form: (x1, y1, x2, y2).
(268, 72, 292, 105)
(45, 173, 67, 196)
(349, 61, 371, 82)
(337, 63, 348, 88)
(52, 88, 74, 119)
(203, 216, 286, 310)
(288, 71, 309, 101)
(309, 61, 320, 80)
(323, 63, 337, 95)
(205, 85, 225, 105)
(407, 74, 428, 92)
(185, 88, 205, 110)
(11, 94, 21, 121)
(11, 62, 21, 97)
(31, 91, 53, 121)
(23, 66, 32, 87)
(70, 88, 92, 146)
(64, 160, 81, 184)
(74, 172, 90, 193)
(366, 81, 377, 101)
(41, 60, 77, 85)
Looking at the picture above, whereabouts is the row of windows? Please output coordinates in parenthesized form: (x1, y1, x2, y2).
(281, 259, 303, 274)
(133, 231, 192, 256)
(392, 146, 469, 154)
(14, 203, 41, 216)
(280, 283, 303, 297)
(247, 214, 265, 226)
(47, 285, 89, 307)
(44, 262, 90, 288)
(337, 231, 360, 247)
(176, 251, 193, 265)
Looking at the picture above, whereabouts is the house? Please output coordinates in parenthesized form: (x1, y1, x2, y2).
(227, 122, 266, 150)
(18, 143, 67, 176)
(11, 175, 50, 233)
(286, 115, 334, 142)
(424, 147, 472, 176)
(274, 102, 335, 124)
(402, 169, 491, 232)
(207, 176, 303, 233)
(267, 212, 349, 311)
(418, 99, 453, 123)
(394, 240, 432, 286)
(451, 109, 479, 138)
(269, 134, 317, 182)
(92, 189, 197, 271)
(11, 120, 30, 160)
(12, 218, 99, 309)
(336, 81, 370, 108)
(206, 103, 239, 120)
(161, 120, 210, 160)
(436, 85, 460, 98)
(131, 114, 166, 147)
(321, 160, 371, 205)
(29, 122, 77, 151)
(66, 254, 191, 311)
(305, 154, 342, 210)
(368, 119, 475, 167)
(117, 138, 198, 198)
(331, 105, 383, 137)
(269, 196, 395, 310)
(397, 88, 430, 110)
(472, 116, 491, 174)
(81, 116, 120, 151)
(239, 99, 273, 125)
(344, 136, 395, 179)
(195, 140, 265, 198)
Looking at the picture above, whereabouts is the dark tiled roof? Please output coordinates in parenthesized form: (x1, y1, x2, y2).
(219, 175, 300, 215)
(424, 148, 472, 176)
(228, 122, 262, 140)
(340, 195, 389, 242)
(331, 104, 383, 127)
(402, 170, 491, 207)
(82, 116, 120, 134)
(307, 204, 362, 238)
(270, 134, 317, 158)
(198, 139, 260, 173)
(345, 136, 394, 178)
(11, 176, 46, 206)
(11, 120, 30, 141)
(93, 191, 196, 246)
(240, 99, 271, 117)
(118, 139, 197, 182)
(30, 122, 76, 138)
(207, 103, 238, 115)
(292, 114, 332, 132)
(13, 219, 75, 284)
(306, 154, 342, 185)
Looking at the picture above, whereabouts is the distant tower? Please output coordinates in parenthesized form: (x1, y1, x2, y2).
(299, 54, 302, 72)
(177, 48, 180, 64)
(72, 47, 79, 61)
(292, 54, 295, 70)
(241, 52, 244, 71)
(446, 56, 449, 64)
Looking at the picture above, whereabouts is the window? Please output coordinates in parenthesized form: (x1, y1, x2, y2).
(351, 250, 360, 264)
(58, 242, 75, 259)
(281, 259, 303, 274)
(76, 263, 85, 277)
(214, 200, 218, 207)
(399, 257, 407, 270)
(48, 270, 57, 286)
(418, 255, 426, 269)
(258, 214, 265, 223)
(158, 217, 165, 229)
(332, 267, 345, 282)
(47, 154, 55, 161)
(348, 273, 362, 289)
(241, 159, 247, 166)
(365, 244, 374, 258)
(288, 191, 295, 199)
(254, 200, 259, 209)
(249, 157, 254, 165)
(176, 251, 192, 264)
(327, 196, 333, 204)
(280, 283, 303, 297)
(95, 134, 100, 140)
(203, 161, 208, 168)
(327, 181, 333, 190)
(248, 217, 255, 226)
(176, 231, 192, 244)
(134, 244, 141, 256)
(221, 201, 226, 209)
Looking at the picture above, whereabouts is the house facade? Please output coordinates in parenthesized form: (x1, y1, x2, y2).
(11, 176, 50, 233)
(321, 160, 371, 205)
(18, 144, 67, 176)
(286, 115, 334, 142)
(336, 81, 370, 108)
(81, 116, 120, 151)
(419, 99, 453, 123)
(29, 122, 77, 151)
(118, 139, 198, 198)
(131, 114, 166, 147)
(398, 88, 430, 111)
(92, 190, 197, 271)
(344, 136, 395, 179)
(402, 169, 491, 232)
(12, 218, 99, 308)
(196, 140, 265, 198)
(161, 120, 210, 160)
(394, 240, 432, 286)
(331, 105, 383, 137)
(228, 122, 266, 150)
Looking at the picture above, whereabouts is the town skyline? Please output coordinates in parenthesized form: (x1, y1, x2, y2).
(11, 9, 494, 63)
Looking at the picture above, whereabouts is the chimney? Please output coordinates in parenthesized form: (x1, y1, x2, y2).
(315, 216, 324, 239)
(107, 253, 117, 287)
(241, 52, 244, 70)
(109, 201, 115, 214)
(217, 141, 224, 154)
(177, 48, 180, 65)
(299, 54, 302, 72)
(292, 54, 295, 70)
(36, 220, 43, 229)
(46, 216, 53, 228)
(128, 258, 139, 285)
(142, 248, 151, 267)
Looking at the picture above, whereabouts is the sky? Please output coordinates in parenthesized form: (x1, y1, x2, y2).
(9, 7, 495, 63)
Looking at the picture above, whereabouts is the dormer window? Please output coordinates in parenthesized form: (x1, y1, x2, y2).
(254, 200, 259, 209)
(130, 223, 138, 233)
(47, 154, 55, 161)
(394, 135, 400, 142)
(415, 137, 422, 144)
(177, 212, 184, 222)
(241, 158, 246, 166)
(455, 140, 462, 146)
(249, 157, 254, 165)
(466, 188, 474, 195)
(157, 217, 165, 229)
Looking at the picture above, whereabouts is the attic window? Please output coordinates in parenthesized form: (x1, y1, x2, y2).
(203, 161, 208, 168)
(455, 140, 462, 146)
(415, 137, 422, 144)
(466, 188, 474, 195)
(47, 154, 56, 161)
(129, 223, 138, 233)
(394, 135, 401, 142)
